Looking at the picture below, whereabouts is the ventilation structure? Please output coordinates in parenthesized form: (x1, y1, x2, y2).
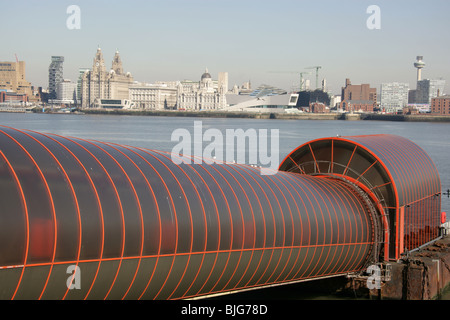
(0, 128, 441, 299)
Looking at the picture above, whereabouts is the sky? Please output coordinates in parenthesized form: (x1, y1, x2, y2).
(1, 0, 450, 95)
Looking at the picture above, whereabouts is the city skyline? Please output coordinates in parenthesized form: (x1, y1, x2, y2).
(1, 0, 450, 95)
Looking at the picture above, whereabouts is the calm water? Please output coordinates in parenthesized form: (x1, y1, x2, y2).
(1, 112, 449, 214)
(1, 112, 449, 300)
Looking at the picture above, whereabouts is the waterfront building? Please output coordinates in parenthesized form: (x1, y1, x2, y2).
(0, 91, 28, 104)
(48, 56, 64, 100)
(129, 81, 178, 110)
(406, 103, 430, 113)
(330, 95, 341, 109)
(296, 90, 330, 108)
(341, 78, 377, 103)
(92, 99, 134, 109)
(56, 79, 77, 104)
(176, 69, 227, 110)
(414, 79, 446, 105)
(339, 100, 374, 113)
(431, 94, 450, 115)
(310, 102, 329, 113)
(340, 78, 376, 113)
(0, 61, 33, 97)
(129, 69, 227, 111)
(81, 48, 133, 108)
(380, 82, 410, 113)
(225, 92, 299, 113)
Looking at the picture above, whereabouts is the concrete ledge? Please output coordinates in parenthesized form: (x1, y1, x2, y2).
(371, 236, 450, 300)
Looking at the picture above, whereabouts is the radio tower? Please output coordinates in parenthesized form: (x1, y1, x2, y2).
(414, 56, 425, 82)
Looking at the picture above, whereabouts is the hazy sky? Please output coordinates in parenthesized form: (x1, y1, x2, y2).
(2, 0, 449, 95)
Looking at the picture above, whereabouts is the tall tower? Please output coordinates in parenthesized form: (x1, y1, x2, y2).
(48, 56, 64, 99)
(414, 56, 425, 82)
(111, 50, 123, 75)
(92, 47, 106, 73)
(218, 72, 229, 93)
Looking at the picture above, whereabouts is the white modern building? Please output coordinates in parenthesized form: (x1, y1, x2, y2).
(330, 95, 342, 110)
(380, 82, 409, 113)
(57, 79, 77, 103)
(225, 93, 300, 113)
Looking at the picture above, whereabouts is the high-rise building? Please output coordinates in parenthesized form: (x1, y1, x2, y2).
(77, 68, 89, 105)
(218, 72, 229, 94)
(410, 55, 446, 105)
(48, 56, 64, 99)
(415, 79, 446, 104)
(380, 82, 410, 113)
(0, 61, 33, 97)
(81, 48, 133, 108)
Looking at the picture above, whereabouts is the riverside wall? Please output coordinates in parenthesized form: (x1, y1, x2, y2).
(79, 109, 450, 122)
(343, 235, 450, 300)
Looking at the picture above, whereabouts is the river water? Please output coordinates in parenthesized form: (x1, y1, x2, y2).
(0, 112, 449, 299)
(1, 112, 449, 214)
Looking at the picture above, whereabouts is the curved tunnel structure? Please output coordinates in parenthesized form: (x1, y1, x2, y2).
(279, 134, 442, 260)
(0, 127, 441, 300)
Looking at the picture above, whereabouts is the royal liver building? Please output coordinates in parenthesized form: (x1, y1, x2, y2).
(81, 47, 133, 108)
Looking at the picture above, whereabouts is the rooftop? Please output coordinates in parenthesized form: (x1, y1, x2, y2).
(433, 94, 450, 99)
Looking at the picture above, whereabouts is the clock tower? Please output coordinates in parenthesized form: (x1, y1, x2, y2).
(81, 47, 133, 108)
(92, 46, 106, 73)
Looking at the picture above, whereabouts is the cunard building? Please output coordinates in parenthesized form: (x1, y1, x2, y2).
(81, 47, 133, 108)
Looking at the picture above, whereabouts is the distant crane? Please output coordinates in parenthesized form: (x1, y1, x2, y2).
(15, 54, 19, 63)
(268, 71, 312, 92)
(306, 66, 322, 90)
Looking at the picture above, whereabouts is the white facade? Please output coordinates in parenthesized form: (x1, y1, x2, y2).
(225, 93, 300, 113)
(57, 79, 77, 102)
(129, 70, 228, 111)
(330, 95, 342, 109)
(380, 82, 410, 113)
(177, 69, 227, 110)
(130, 82, 178, 110)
